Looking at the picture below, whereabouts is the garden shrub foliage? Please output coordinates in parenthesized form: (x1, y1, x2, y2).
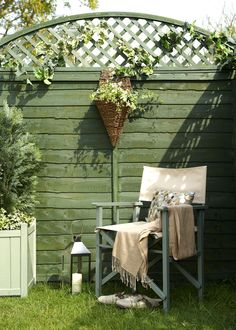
(0, 101, 41, 214)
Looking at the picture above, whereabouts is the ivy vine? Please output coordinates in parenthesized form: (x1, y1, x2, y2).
(0, 19, 235, 85)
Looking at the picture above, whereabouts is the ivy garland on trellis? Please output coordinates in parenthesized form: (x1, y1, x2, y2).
(0, 20, 235, 85)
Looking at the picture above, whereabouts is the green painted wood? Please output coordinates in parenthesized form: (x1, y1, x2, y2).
(124, 118, 233, 133)
(0, 65, 235, 281)
(35, 208, 112, 221)
(119, 163, 235, 177)
(37, 134, 111, 150)
(3, 90, 233, 106)
(25, 118, 106, 134)
(39, 163, 111, 178)
(119, 149, 233, 163)
(0, 80, 233, 92)
(33, 133, 233, 151)
(11, 104, 231, 120)
(36, 219, 112, 235)
(119, 177, 235, 193)
(119, 133, 232, 149)
(22, 106, 100, 119)
(37, 192, 112, 209)
(41, 150, 112, 164)
(36, 233, 96, 251)
(0, 68, 234, 82)
(37, 178, 111, 193)
(112, 147, 119, 203)
(24, 118, 233, 134)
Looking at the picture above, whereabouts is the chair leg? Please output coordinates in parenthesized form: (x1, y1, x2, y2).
(197, 210, 205, 299)
(96, 230, 102, 297)
(162, 210, 170, 312)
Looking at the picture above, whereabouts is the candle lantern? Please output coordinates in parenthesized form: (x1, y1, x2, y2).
(70, 235, 91, 294)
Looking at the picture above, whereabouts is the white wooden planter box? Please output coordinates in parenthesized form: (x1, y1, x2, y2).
(0, 220, 36, 297)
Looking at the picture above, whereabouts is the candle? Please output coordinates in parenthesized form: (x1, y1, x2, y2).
(72, 273, 82, 294)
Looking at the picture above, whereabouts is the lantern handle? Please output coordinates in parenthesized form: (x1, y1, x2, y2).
(70, 220, 84, 241)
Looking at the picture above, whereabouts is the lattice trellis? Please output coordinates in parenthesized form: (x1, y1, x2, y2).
(0, 13, 217, 69)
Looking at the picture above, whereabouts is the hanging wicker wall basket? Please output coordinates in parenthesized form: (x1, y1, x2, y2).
(95, 70, 132, 147)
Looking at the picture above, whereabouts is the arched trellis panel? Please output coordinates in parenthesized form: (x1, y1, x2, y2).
(0, 12, 220, 69)
(0, 13, 235, 283)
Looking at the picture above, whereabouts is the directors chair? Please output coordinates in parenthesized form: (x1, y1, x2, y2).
(93, 166, 207, 312)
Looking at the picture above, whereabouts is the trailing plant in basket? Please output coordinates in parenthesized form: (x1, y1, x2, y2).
(90, 79, 138, 112)
(89, 70, 157, 147)
(0, 101, 41, 229)
(90, 72, 155, 113)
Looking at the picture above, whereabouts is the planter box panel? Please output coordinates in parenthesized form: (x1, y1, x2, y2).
(0, 221, 36, 297)
(27, 225, 36, 288)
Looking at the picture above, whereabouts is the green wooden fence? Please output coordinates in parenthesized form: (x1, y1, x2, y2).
(0, 13, 235, 282)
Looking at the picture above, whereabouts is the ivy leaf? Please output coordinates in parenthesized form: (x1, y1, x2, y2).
(43, 79, 52, 85)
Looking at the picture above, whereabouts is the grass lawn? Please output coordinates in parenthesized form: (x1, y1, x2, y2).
(0, 281, 235, 330)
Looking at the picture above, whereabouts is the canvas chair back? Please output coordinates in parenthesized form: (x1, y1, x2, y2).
(139, 166, 207, 204)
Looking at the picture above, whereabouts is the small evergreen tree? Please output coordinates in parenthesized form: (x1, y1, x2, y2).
(0, 101, 41, 214)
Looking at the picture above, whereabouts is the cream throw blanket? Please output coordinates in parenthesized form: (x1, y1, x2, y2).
(111, 220, 160, 290)
(98, 205, 196, 290)
(168, 205, 196, 260)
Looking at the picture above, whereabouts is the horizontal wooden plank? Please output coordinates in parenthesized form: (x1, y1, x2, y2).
(25, 117, 233, 134)
(0, 80, 233, 92)
(205, 220, 236, 234)
(140, 104, 233, 119)
(39, 163, 111, 178)
(133, 80, 233, 91)
(25, 118, 106, 134)
(36, 264, 94, 282)
(1, 68, 234, 82)
(37, 177, 111, 193)
(36, 219, 105, 235)
(204, 249, 236, 261)
(41, 149, 112, 164)
(119, 163, 235, 178)
(205, 234, 236, 249)
(35, 207, 110, 221)
(37, 233, 96, 251)
(119, 132, 232, 149)
(3, 89, 233, 107)
(119, 177, 235, 193)
(124, 118, 233, 133)
(38, 134, 111, 149)
(205, 208, 236, 221)
(19, 104, 233, 120)
(206, 192, 236, 208)
(119, 149, 233, 163)
(37, 192, 112, 208)
(36, 133, 232, 150)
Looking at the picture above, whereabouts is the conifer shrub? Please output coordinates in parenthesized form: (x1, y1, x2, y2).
(0, 101, 41, 217)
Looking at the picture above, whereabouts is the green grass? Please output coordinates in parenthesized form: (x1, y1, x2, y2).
(0, 281, 235, 330)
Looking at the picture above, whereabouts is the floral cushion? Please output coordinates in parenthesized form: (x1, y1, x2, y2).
(147, 190, 195, 222)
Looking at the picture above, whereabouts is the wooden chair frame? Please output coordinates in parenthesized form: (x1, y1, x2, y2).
(93, 166, 207, 312)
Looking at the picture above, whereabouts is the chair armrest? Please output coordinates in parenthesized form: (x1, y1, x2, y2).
(92, 202, 143, 208)
(92, 201, 143, 227)
(156, 204, 207, 211)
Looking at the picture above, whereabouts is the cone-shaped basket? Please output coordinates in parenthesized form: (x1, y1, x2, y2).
(95, 70, 132, 147)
